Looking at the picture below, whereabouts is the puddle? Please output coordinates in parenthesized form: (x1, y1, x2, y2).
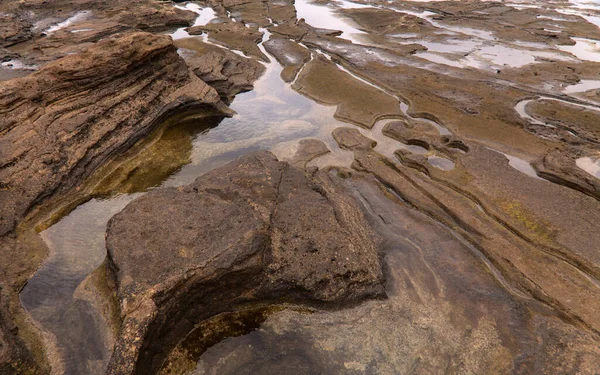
(415, 39, 480, 54)
(576, 156, 600, 178)
(20, 195, 140, 375)
(487, 149, 543, 180)
(70, 28, 93, 33)
(1, 59, 38, 71)
(20, 16, 358, 374)
(16, 0, 600, 373)
(427, 155, 455, 171)
(515, 96, 600, 129)
(503, 154, 542, 180)
(536, 15, 571, 21)
(472, 45, 571, 68)
(162, 32, 350, 186)
(45, 11, 91, 34)
(415, 52, 465, 68)
(515, 99, 551, 126)
(334, 0, 377, 10)
(171, 3, 216, 40)
(294, 0, 367, 43)
(557, 37, 600, 62)
(558, 5, 600, 29)
(174, 3, 217, 26)
(564, 79, 600, 94)
(406, 37, 573, 71)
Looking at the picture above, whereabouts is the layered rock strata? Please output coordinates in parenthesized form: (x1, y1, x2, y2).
(0, 31, 231, 374)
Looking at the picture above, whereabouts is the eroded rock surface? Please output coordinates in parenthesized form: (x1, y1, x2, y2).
(263, 38, 311, 82)
(292, 56, 402, 129)
(0, 31, 229, 241)
(3, 0, 600, 372)
(0, 0, 196, 72)
(0, 31, 230, 374)
(172, 129, 600, 374)
(175, 38, 266, 102)
(105, 151, 384, 374)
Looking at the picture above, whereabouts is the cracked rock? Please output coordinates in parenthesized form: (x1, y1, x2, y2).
(104, 151, 384, 375)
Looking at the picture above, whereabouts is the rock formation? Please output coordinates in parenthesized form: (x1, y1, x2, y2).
(104, 151, 384, 374)
(0, 31, 231, 374)
(175, 39, 266, 103)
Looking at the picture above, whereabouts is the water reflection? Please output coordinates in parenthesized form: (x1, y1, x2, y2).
(20, 195, 140, 375)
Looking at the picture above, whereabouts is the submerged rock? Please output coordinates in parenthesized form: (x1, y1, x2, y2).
(288, 139, 331, 169)
(104, 151, 384, 374)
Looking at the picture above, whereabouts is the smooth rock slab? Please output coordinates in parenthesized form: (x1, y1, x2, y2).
(105, 151, 384, 375)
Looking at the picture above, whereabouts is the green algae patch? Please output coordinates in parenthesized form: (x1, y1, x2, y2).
(499, 200, 556, 243)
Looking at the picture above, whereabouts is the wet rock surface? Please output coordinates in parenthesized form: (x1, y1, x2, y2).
(105, 151, 384, 374)
(184, 172, 600, 375)
(0, 31, 230, 374)
(292, 56, 402, 128)
(188, 22, 268, 61)
(1, 0, 600, 373)
(0, 0, 195, 61)
(0, 31, 227, 236)
(175, 129, 600, 374)
(263, 38, 311, 82)
(175, 39, 266, 102)
(287, 139, 331, 169)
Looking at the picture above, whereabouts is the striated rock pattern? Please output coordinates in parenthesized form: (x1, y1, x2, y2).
(333, 126, 600, 334)
(0, 31, 229, 238)
(104, 151, 384, 374)
(0, 0, 195, 48)
(0, 31, 230, 374)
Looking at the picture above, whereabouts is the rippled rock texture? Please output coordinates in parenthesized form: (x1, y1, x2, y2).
(2, 0, 600, 372)
(175, 131, 600, 374)
(0, 0, 196, 67)
(0, 31, 230, 374)
(104, 151, 384, 374)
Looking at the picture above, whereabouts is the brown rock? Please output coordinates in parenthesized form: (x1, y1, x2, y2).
(0, 31, 231, 373)
(175, 38, 266, 102)
(105, 151, 384, 374)
(188, 22, 268, 62)
(263, 38, 311, 82)
(533, 147, 600, 200)
(292, 56, 402, 129)
(0, 31, 229, 238)
(288, 139, 331, 169)
(332, 127, 377, 150)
